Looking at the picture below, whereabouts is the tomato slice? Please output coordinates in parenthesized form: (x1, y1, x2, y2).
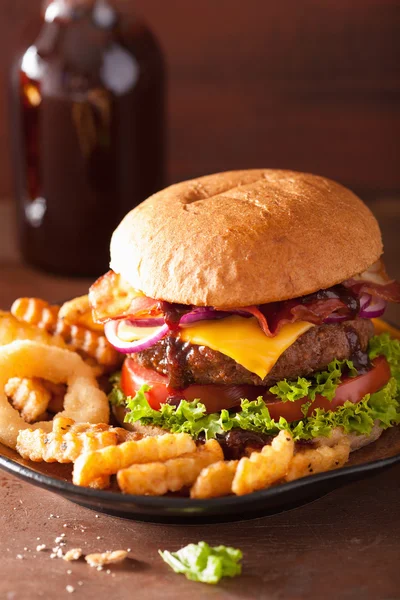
(263, 356, 391, 422)
(121, 356, 391, 418)
(121, 359, 263, 411)
(121, 360, 170, 410)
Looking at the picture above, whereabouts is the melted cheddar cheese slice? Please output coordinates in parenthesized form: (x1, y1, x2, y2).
(179, 316, 314, 380)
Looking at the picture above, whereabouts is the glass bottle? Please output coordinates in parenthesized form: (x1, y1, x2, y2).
(11, 0, 166, 276)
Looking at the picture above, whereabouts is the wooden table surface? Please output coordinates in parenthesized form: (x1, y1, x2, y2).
(0, 200, 399, 599)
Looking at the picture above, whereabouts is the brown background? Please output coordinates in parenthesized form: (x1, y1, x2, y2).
(0, 0, 399, 199)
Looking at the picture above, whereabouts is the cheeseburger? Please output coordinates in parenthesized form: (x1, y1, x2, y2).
(90, 170, 400, 460)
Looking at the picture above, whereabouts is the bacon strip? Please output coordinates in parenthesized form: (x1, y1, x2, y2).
(223, 287, 360, 336)
(89, 270, 158, 323)
(227, 306, 272, 336)
(91, 263, 400, 337)
(343, 279, 400, 303)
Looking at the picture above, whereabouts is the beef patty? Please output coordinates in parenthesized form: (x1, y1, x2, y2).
(134, 319, 374, 388)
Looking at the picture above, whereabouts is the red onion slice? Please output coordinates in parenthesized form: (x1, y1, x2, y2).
(359, 293, 372, 311)
(324, 293, 385, 323)
(179, 307, 230, 325)
(359, 296, 387, 318)
(105, 320, 169, 354)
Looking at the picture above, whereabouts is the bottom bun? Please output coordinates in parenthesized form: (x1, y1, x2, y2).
(113, 404, 384, 454)
(112, 405, 166, 437)
(314, 422, 383, 452)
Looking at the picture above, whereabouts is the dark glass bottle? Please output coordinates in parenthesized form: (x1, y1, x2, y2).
(11, 0, 165, 276)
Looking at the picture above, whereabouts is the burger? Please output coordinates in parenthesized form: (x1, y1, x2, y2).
(90, 170, 400, 461)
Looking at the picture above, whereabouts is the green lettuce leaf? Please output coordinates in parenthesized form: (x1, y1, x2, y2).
(112, 333, 400, 442)
(124, 388, 226, 439)
(159, 542, 242, 584)
(269, 359, 358, 402)
(369, 333, 400, 387)
(118, 378, 399, 441)
(108, 371, 126, 407)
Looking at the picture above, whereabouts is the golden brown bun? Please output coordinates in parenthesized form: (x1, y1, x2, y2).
(110, 170, 383, 307)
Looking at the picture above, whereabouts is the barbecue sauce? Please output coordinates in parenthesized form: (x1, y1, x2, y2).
(344, 325, 371, 374)
(164, 335, 189, 392)
(158, 302, 193, 391)
(300, 285, 359, 315)
(159, 302, 192, 330)
(216, 430, 272, 460)
(11, 0, 165, 276)
(260, 284, 360, 332)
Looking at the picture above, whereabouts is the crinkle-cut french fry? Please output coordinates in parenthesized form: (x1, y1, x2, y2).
(50, 415, 128, 442)
(73, 432, 196, 487)
(88, 476, 111, 490)
(11, 298, 122, 370)
(0, 311, 66, 348)
(16, 416, 126, 463)
(59, 295, 104, 332)
(44, 381, 67, 414)
(0, 341, 109, 449)
(190, 460, 239, 499)
(117, 439, 223, 496)
(53, 319, 120, 367)
(285, 439, 350, 482)
(232, 431, 294, 496)
(11, 298, 60, 330)
(5, 377, 51, 423)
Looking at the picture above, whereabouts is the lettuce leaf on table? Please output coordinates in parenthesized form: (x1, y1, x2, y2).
(159, 542, 242, 584)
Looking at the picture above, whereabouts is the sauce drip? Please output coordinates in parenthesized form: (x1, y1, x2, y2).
(164, 334, 189, 390)
(159, 302, 191, 331)
(159, 303, 192, 388)
(300, 285, 359, 316)
(344, 325, 371, 374)
(216, 430, 272, 460)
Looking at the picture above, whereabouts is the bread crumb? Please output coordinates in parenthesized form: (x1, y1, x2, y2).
(85, 550, 128, 568)
(36, 544, 46, 552)
(16, 554, 23, 560)
(55, 536, 66, 544)
(63, 548, 83, 562)
(66, 585, 75, 593)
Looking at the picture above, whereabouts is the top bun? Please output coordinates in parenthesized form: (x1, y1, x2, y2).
(110, 170, 383, 307)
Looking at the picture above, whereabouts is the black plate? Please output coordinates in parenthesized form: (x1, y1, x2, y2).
(0, 426, 399, 523)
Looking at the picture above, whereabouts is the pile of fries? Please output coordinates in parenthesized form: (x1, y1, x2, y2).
(0, 295, 350, 498)
(16, 422, 349, 496)
(2, 296, 123, 409)
(0, 296, 120, 448)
